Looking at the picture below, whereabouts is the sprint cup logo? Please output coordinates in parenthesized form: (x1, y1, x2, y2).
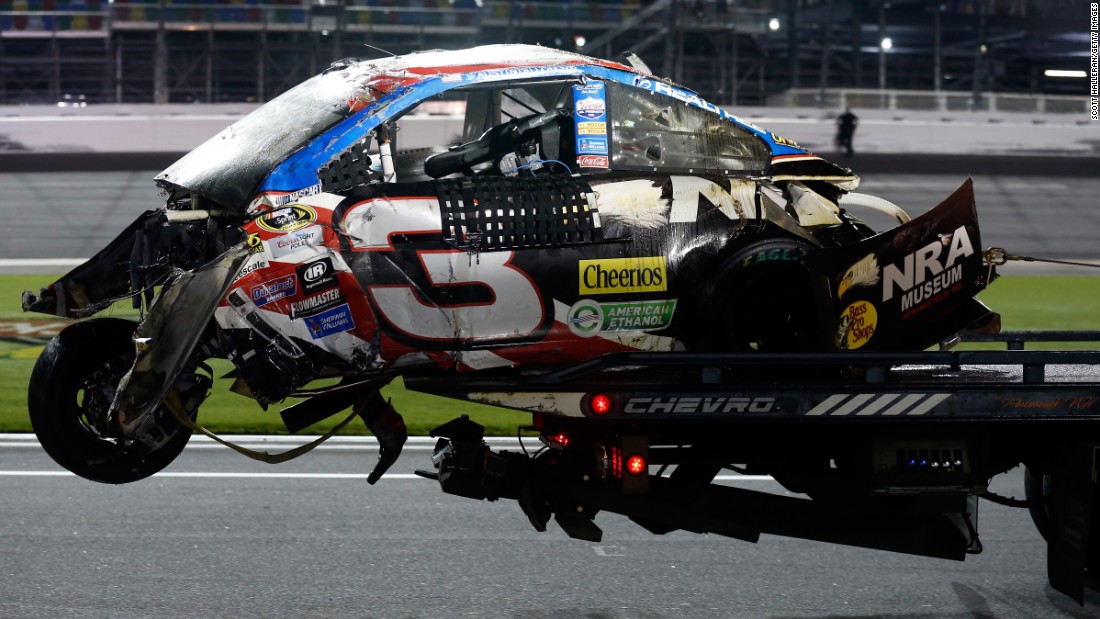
(257, 205, 317, 233)
(579, 257, 667, 295)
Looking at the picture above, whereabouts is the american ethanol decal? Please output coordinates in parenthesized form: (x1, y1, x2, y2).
(567, 299, 677, 338)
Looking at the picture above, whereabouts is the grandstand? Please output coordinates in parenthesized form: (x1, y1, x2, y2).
(0, 0, 1091, 108)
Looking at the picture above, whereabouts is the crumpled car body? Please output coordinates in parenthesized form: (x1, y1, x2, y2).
(24, 44, 998, 439)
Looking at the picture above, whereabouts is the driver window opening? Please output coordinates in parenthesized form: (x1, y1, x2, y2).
(318, 80, 580, 193)
(419, 80, 577, 180)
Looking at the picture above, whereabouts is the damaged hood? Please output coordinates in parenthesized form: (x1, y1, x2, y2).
(155, 62, 382, 211)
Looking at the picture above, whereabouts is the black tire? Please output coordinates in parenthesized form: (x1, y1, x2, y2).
(1024, 465, 1052, 542)
(687, 238, 830, 352)
(28, 318, 194, 484)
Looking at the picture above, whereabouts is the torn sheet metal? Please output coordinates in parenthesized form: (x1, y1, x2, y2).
(788, 182, 843, 227)
(25, 45, 999, 456)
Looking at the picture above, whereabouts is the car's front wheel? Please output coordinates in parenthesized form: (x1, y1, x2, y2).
(28, 318, 195, 484)
(687, 238, 830, 353)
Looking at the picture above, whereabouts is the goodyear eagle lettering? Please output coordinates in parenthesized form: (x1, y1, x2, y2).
(882, 226, 974, 303)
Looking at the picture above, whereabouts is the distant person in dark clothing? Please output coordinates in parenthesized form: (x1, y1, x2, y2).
(836, 107, 858, 157)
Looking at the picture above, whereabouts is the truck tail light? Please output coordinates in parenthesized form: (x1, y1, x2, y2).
(590, 393, 611, 415)
(542, 432, 569, 449)
(609, 445, 623, 478)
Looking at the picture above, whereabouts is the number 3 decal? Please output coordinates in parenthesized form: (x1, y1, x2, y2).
(344, 196, 546, 343)
(369, 250, 545, 342)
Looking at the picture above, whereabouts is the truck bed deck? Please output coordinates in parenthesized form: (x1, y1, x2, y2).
(405, 331, 1100, 422)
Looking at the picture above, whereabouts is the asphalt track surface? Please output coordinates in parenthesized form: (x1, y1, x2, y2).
(2, 434, 1100, 619)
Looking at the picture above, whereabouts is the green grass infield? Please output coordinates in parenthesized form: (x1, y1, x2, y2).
(3, 273, 1099, 436)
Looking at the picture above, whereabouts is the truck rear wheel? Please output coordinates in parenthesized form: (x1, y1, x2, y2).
(1024, 465, 1052, 542)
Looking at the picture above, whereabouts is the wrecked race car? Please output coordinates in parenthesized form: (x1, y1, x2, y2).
(23, 44, 998, 486)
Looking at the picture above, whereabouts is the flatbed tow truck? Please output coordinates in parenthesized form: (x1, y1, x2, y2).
(407, 331, 1100, 605)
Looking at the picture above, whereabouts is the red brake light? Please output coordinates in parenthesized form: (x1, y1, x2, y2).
(626, 454, 646, 475)
(548, 433, 569, 448)
(590, 394, 611, 415)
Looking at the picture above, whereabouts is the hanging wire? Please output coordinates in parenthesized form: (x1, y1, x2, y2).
(516, 159, 574, 175)
(984, 247, 1100, 270)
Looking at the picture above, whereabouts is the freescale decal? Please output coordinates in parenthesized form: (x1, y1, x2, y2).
(234, 258, 269, 282)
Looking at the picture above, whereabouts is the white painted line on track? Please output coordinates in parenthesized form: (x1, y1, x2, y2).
(0, 434, 524, 451)
(0, 442, 441, 452)
(0, 435, 777, 481)
(0, 434, 512, 443)
(0, 258, 87, 267)
(0, 114, 247, 123)
(857, 181, 1068, 190)
(0, 470, 775, 481)
(0, 471, 422, 479)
